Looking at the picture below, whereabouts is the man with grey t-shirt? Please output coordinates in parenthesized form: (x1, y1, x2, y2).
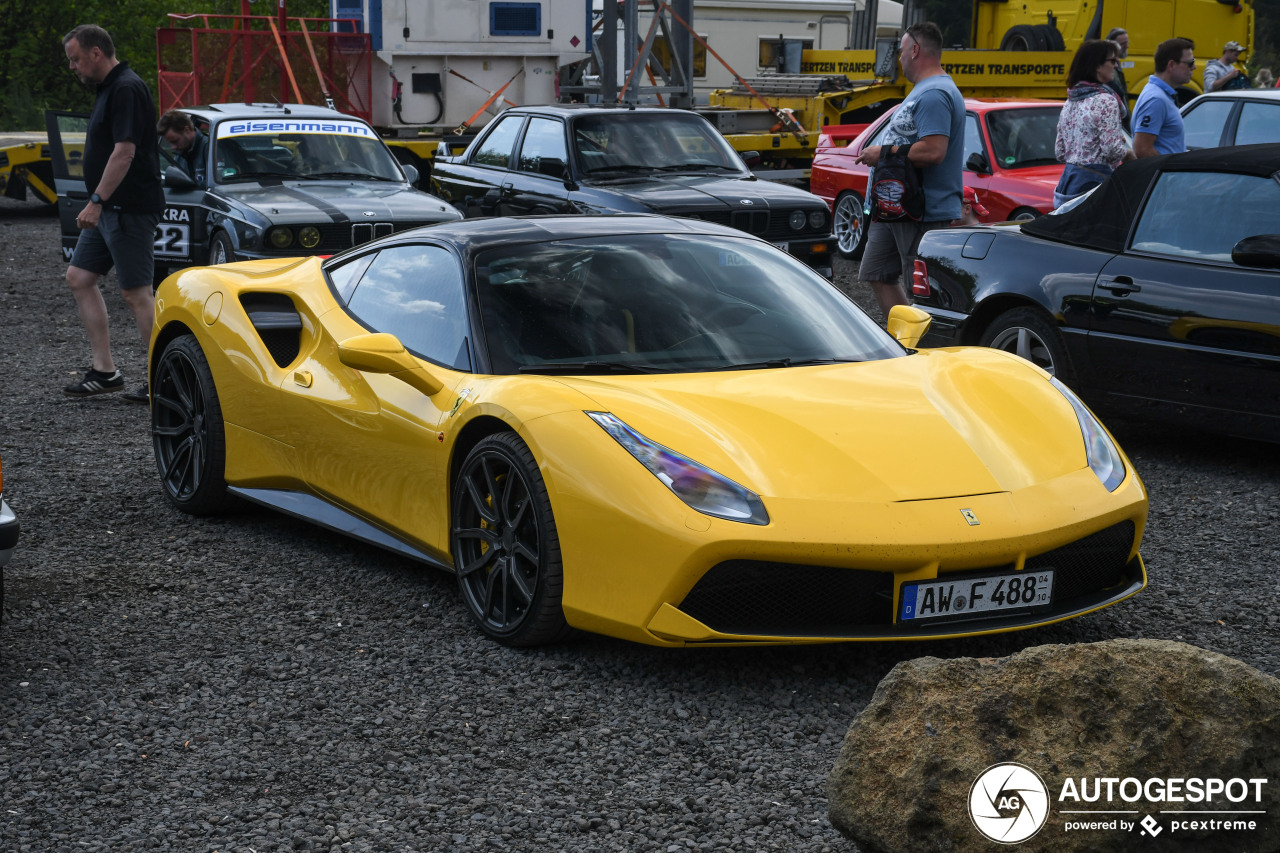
(855, 22, 965, 316)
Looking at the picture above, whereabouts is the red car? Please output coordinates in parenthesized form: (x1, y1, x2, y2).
(810, 98, 1066, 258)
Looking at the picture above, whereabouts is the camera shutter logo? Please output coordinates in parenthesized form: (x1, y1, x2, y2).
(969, 762, 1051, 844)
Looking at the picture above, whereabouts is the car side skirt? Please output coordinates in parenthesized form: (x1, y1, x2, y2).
(228, 486, 452, 571)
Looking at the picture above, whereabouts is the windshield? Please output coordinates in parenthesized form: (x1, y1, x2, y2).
(985, 107, 1062, 169)
(572, 113, 748, 176)
(476, 233, 903, 374)
(213, 118, 405, 184)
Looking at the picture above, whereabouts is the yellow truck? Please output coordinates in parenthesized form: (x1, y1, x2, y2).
(703, 0, 1256, 170)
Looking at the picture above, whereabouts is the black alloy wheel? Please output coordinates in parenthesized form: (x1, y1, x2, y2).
(833, 191, 868, 259)
(151, 335, 235, 515)
(451, 432, 572, 646)
(979, 307, 1073, 381)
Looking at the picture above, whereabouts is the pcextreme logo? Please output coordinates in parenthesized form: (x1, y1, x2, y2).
(967, 764, 1270, 844)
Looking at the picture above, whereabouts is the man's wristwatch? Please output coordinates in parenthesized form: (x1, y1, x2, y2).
(89, 193, 104, 205)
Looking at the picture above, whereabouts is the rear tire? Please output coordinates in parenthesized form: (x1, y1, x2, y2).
(151, 335, 236, 515)
(1009, 206, 1041, 222)
(833, 191, 868, 259)
(451, 432, 573, 647)
(979, 307, 1073, 381)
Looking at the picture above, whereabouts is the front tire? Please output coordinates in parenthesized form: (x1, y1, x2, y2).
(209, 231, 235, 265)
(833, 191, 868, 259)
(451, 433, 572, 646)
(1009, 206, 1040, 222)
(979, 307, 1073, 381)
(151, 335, 235, 515)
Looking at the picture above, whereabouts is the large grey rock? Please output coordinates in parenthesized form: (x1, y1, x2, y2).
(828, 640, 1280, 852)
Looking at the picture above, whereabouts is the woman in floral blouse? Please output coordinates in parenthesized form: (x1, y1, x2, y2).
(1053, 39, 1135, 207)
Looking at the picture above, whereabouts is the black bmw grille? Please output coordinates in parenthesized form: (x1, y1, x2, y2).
(674, 521, 1137, 636)
(685, 209, 826, 242)
(296, 221, 440, 254)
(677, 561, 895, 635)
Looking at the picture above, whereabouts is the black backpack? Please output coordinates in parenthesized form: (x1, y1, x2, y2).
(869, 143, 925, 222)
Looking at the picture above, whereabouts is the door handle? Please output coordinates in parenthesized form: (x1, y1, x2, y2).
(1098, 276, 1141, 295)
(293, 370, 313, 388)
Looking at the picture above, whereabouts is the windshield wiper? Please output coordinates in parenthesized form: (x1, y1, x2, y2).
(518, 360, 665, 375)
(300, 171, 394, 181)
(583, 164, 657, 176)
(653, 164, 741, 173)
(715, 357, 861, 371)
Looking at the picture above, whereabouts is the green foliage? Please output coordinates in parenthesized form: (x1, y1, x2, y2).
(0, 0, 334, 130)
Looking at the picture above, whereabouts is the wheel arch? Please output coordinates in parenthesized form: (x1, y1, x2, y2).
(150, 320, 198, 384)
(446, 414, 522, 555)
(963, 294, 1057, 346)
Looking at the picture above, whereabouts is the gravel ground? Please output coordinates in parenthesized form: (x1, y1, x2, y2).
(1, 198, 1277, 852)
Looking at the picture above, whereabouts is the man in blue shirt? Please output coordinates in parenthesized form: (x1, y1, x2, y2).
(854, 22, 965, 316)
(1133, 37, 1196, 158)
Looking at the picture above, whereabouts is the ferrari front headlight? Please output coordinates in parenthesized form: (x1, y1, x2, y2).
(1050, 377, 1125, 491)
(587, 412, 769, 525)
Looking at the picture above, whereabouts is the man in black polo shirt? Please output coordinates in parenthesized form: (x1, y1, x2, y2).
(61, 24, 165, 402)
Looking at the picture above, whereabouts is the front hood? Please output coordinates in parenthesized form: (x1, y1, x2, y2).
(557, 349, 1090, 503)
(587, 174, 820, 214)
(1005, 164, 1065, 188)
(217, 181, 461, 223)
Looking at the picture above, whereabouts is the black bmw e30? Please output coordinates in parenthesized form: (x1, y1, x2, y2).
(46, 103, 462, 279)
(428, 105, 834, 278)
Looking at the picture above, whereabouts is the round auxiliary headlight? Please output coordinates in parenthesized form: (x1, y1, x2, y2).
(809, 210, 826, 229)
(268, 227, 294, 249)
(789, 210, 807, 231)
(299, 226, 321, 249)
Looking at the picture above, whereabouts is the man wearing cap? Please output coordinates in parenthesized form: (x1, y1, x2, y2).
(1203, 41, 1249, 91)
(954, 187, 987, 227)
(1132, 37, 1195, 158)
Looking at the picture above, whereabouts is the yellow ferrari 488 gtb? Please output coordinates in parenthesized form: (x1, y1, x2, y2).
(148, 215, 1147, 647)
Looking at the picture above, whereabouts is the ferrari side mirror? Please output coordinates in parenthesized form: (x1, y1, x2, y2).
(338, 332, 444, 396)
(887, 305, 932, 348)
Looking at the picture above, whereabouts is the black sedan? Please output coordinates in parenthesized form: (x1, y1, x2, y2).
(46, 103, 462, 277)
(429, 105, 834, 277)
(912, 144, 1280, 442)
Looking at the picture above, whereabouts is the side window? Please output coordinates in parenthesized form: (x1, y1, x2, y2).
(1234, 102, 1279, 147)
(1181, 100, 1235, 149)
(1131, 171, 1280, 262)
(962, 113, 985, 170)
(346, 244, 472, 370)
(469, 116, 523, 169)
(517, 118, 568, 174)
(325, 251, 377, 303)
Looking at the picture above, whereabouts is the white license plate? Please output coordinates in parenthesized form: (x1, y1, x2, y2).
(899, 570, 1054, 622)
(771, 241, 789, 252)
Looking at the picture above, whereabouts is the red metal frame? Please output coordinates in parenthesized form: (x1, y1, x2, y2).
(157, 13, 373, 122)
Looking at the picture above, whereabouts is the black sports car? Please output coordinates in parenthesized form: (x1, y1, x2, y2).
(428, 105, 834, 277)
(912, 144, 1280, 442)
(46, 103, 462, 278)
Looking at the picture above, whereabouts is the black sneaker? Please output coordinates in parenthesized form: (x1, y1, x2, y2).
(122, 383, 149, 404)
(64, 368, 124, 398)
